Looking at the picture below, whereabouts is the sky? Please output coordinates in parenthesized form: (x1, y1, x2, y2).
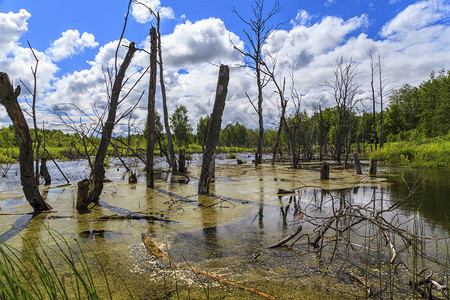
(0, 0, 449, 134)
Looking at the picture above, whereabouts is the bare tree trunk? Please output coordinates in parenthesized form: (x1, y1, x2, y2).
(369, 159, 377, 175)
(256, 63, 264, 164)
(156, 13, 177, 171)
(40, 158, 51, 185)
(0, 72, 51, 212)
(378, 53, 384, 148)
(198, 65, 229, 194)
(87, 42, 137, 205)
(320, 162, 329, 180)
(146, 27, 157, 188)
(353, 153, 362, 175)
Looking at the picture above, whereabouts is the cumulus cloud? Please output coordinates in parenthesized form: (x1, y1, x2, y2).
(46, 29, 98, 62)
(162, 18, 243, 68)
(0, 9, 31, 59)
(131, 0, 175, 23)
(381, 0, 450, 37)
(291, 10, 312, 26)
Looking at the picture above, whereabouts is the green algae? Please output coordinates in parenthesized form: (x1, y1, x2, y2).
(0, 162, 448, 299)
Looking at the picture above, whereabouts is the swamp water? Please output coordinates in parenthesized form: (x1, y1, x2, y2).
(0, 155, 448, 299)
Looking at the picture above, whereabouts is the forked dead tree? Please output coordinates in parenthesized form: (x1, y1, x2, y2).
(0, 72, 52, 212)
(198, 65, 230, 194)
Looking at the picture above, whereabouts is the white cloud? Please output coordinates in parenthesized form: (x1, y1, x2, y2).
(291, 10, 312, 26)
(381, 0, 450, 37)
(0, 9, 31, 59)
(46, 30, 98, 62)
(131, 0, 175, 23)
(161, 18, 243, 68)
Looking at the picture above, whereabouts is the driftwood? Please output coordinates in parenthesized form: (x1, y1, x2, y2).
(268, 225, 302, 248)
(141, 233, 275, 299)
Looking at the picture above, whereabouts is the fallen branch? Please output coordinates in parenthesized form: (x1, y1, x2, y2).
(381, 229, 397, 264)
(349, 271, 372, 297)
(141, 233, 276, 299)
(96, 213, 172, 222)
(268, 225, 302, 248)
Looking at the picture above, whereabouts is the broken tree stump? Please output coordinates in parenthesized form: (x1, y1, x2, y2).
(129, 172, 137, 184)
(178, 148, 186, 173)
(320, 162, 329, 179)
(198, 65, 229, 194)
(369, 159, 377, 175)
(76, 179, 90, 210)
(353, 153, 362, 175)
(40, 157, 51, 185)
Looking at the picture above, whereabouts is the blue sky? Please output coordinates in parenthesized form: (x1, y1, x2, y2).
(1, 0, 449, 132)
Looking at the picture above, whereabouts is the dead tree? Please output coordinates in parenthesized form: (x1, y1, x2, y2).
(323, 57, 361, 164)
(198, 65, 230, 194)
(86, 42, 137, 205)
(368, 49, 378, 150)
(146, 27, 157, 188)
(0, 72, 52, 212)
(232, 0, 282, 164)
(377, 52, 387, 149)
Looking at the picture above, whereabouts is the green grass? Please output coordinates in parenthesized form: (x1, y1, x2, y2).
(370, 138, 450, 167)
(0, 226, 133, 300)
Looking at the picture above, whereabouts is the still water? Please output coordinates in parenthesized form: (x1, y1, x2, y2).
(0, 155, 448, 299)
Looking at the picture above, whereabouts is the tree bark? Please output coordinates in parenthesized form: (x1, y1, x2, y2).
(86, 42, 137, 205)
(178, 148, 186, 173)
(0, 72, 52, 212)
(146, 27, 157, 188)
(198, 65, 229, 194)
(76, 179, 90, 210)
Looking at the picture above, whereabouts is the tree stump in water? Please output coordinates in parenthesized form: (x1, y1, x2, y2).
(353, 153, 362, 175)
(369, 159, 377, 175)
(40, 158, 51, 185)
(198, 65, 229, 194)
(178, 149, 186, 173)
(76, 179, 90, 210)
(320, 162, 329, 179)
(129, 172, 137, 183)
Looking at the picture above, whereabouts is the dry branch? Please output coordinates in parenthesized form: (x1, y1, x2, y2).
(268, 224, 303, 248)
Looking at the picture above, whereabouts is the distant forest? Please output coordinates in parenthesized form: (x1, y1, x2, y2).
(0, 69, 449, 163)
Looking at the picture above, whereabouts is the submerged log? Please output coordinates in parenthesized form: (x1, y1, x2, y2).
(198, 65, 229, 194)
(141, 233, 275, 299)
(320, 162, 329, 179)
(0, 72, 52, 212)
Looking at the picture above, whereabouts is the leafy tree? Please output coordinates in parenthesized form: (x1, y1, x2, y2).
(170, 105, 193, 149)
(196, 115, 210, 151)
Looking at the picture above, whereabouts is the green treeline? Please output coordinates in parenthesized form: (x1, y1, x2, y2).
(0, 70, 449, 166)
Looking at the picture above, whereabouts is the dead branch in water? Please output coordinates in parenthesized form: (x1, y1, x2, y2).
(348, 271, 372, 297)
(141, 233, 276, 299)
(268, 224, 302, 248)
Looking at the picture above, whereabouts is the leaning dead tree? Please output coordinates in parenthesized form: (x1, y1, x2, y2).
(0, 72, 52, 212)
(146, 27, 157, 188)
(86, 42, 137, 205)
(198, 65, 230, 194)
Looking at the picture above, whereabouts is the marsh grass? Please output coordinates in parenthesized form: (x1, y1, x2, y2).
(0, 226, 133, 300)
